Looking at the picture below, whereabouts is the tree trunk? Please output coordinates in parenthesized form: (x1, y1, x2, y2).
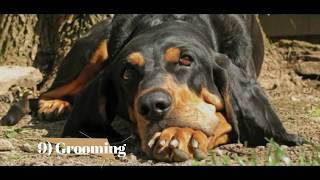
(0, 14, 113, 92)
(0, 14, 39, 66)
(257, 15, 272, 53)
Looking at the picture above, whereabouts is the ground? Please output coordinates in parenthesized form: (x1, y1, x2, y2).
(0, 39, 319, 166)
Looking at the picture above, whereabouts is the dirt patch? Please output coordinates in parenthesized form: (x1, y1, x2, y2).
(0, 39, 319, 166)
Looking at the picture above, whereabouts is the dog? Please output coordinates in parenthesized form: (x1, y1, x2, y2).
(1, 14, 304, 162)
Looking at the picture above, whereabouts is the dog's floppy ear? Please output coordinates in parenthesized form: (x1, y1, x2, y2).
(61, 67, 122, 140)
(212, 55, 304, 146)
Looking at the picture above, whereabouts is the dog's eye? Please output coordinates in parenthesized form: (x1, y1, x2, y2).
(179, 55, 193, 66)
(122, 68, 132, 80)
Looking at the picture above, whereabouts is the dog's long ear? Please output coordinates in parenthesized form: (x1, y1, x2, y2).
(61, 67, 121, 140)
(213, 55, 304, 146)
(60, 20, 122, 139)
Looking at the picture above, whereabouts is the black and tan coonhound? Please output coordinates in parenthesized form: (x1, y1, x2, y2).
(1, 14, 304, 162)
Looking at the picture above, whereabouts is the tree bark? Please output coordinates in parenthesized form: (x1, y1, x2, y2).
(257, 15, 272, 54)
(0, 14, 39, 66)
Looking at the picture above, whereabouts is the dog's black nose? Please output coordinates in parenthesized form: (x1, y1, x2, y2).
(138, 91, 171, 121)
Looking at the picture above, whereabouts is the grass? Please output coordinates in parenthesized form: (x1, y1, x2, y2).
(265, 138, 291, 166)
(3, 127, 23, 138)
(248, 154, 258, 166)
(311, 107, 320, 117)
(7, 152, 23, 161)
(1, 127, 32, 139)
(191, 160, 208, 166)
(191, 139, 320, 166)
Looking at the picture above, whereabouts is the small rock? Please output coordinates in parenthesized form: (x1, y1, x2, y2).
(256, 146, 265, 151)
(126, 153, 137, 161)
(30, 162, 49, 166)
(147, 160, 153, 164)
(62, 163, 77, 166)
(20, 143, 33, 153)
(291, 96, 300, 102)
(0, 66, 42, 96)
(288, 151, 295, 155)
(282, 156, 291, 165)
(215, 148, 223, 156)
(280, 145, 288, 149)
(266, 143, 272, 148)
(0, 139, 14, 151)
(295, 61, 320, 76)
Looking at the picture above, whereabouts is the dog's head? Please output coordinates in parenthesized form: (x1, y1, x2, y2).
(104, 22, 231, 152)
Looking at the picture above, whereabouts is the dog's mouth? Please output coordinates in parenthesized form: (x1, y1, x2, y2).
(135, 100, 232, 162)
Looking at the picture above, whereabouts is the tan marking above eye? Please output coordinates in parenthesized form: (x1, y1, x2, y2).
(164, 47, 181, 63)
(128, 52, 145, 66)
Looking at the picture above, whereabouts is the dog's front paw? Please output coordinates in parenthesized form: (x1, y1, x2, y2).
(38, 99, 72, 121)
(147, 127, 209, 162)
